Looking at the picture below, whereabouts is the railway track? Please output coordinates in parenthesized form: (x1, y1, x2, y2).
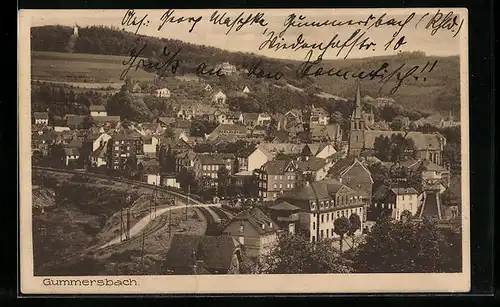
(33, 166, 203, 204)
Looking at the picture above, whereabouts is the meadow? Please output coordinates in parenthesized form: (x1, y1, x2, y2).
(31, 51, 156, 84)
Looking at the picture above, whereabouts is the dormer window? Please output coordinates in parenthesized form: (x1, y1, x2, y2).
(240, 224, 244, 232)
(261, 223, 265, 230)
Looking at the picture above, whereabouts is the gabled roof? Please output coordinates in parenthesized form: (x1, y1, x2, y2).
(328, 157, 374, 183)
(66, 115, 87, 127)
(90, 144, 107, 158)
(91, 116, 120, 123)
(196, 153, 235, 165)
(363, 131, 445, 151)
(174, 120, 192, 130)
(157, 117, 176, 125)
(33, 112, 49, 119)
(243, 113, 260, 122)
(268, 201, 301, 211)
(278, 179, 351, 205)
(165, 234, 238, 272)
(210, 124, 247, 136)
(112, 130, 142, 141)
(63, 148, 79, 156)
(66, 138, 83, 149)
(89, 105, 106, 112)
(227, 207, 279, 235)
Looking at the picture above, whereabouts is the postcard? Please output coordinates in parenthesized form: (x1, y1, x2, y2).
(19, 8, 469, 294)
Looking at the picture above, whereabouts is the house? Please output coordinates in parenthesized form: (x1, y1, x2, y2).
(132, 83, 142, 93)
(32, 132, 58, 156)
(237, 145, 273, 173)
(371, 186, 421, 221)
(66, 115, 87, 129)
(63, 148, 80, 167)
(214, 62, 237, 75)
(91, 116, 121, 128)
(164, 234, 242, 275)
(309, 105, 330, 125)
(33, 112, 49, 125)
(139, 160, 161, 185)
(156, 116, 176, 128)
(301, 143, 337, 160)
(139, 122, 163, 136)
(89, 144, 108, 168)
(270, 130, 290, 143)
(309, 123, 343, 144)
(52, 116, 70, 132)
(349, 83, 446, 165)
(85, 132, 112, 152)
(204, 84, 213, 92)
(175, 150, 197, 172)
(221, 207, 278, 258)
(89, 105, 107, 117)
(161, 174, 181, 189)
(242, 86, 251, 93)
(267, 201, 301, 235)
(206, 124, 247, 141)
(193, 153, 236, 181)
(241, 113, 260, 127)
(277, 179, 368, 242)
(142, 135, 159, 158)
(107, 130, 144, 170)
(255, 156, 331, 201)
(257, 113, 272, 126)
(176, 106, 195, 121)
(211, 91, 227, 105)
(327, 157, 374, 205)
(155, 87, 171, 98)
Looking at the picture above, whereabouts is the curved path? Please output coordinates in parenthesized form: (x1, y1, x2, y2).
(99, 203, 221, 250)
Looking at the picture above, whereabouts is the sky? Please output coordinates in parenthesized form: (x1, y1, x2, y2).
(25, 8, 465, 61)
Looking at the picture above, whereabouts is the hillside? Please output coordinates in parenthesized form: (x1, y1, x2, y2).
(30, 25, 461, 115)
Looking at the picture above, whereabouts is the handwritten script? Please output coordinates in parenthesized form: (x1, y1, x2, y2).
(119, 9, 464, 94)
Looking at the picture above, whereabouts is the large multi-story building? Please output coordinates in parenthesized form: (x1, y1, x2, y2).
(107, 130, 144, 170)
(277, 179, 368, 243)
(255, 156, 331, 202)
(192, 153, 236, 182)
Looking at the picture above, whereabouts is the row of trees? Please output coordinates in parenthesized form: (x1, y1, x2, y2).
(257, 216, 461, 274)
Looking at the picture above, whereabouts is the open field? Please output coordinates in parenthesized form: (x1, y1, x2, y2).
(31, 51, 156, 83)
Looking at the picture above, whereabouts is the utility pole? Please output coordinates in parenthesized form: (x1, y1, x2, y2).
(185, 184, 190, 221)
(141, 229, 146, 268)
(168, 206, 172, 237)
(120, 208, 123, 242)
(126, 207, 131, 240)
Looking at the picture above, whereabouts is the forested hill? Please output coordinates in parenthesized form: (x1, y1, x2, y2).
(30, 25, 461, 115)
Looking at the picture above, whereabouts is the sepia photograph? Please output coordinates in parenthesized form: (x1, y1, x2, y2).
(19, 8, 469, 293)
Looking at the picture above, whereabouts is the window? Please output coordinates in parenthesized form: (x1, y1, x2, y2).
(312, 236, 316, 243)
(275, 175, 278, 180)
(240, 225, 244, 232)
(291, 183, 294, 188)
(273, 193, 277, 198)
(331, 213, 334, 219)
(279, 183, 283, 189)
(273, 183, 277, 189)
(326, 214, 329, 222)
(287, 183, 290, 189)
(321, 215, 324, 223)
(312, 222, 316, 230)
(331, 229, 334, 236)
(279, 176, 283, 180)
(402, 195, 405, 200)
(114, 146, 119, 150)
(320, 230, 324, 239)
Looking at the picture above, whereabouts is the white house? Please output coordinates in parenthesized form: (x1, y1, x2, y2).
(204, 84, 213, 92)
(242, 86, 251, 93)
(63, 148, 80, 166)
(257, 113, 272, 126)
(212, 91, 227, 105)
(89, 105, 107, 117)
(390, 188, 421, 220)
(89, 145, 107, 168)
(73, 25, 79, 36)
(33, 112, 49, 125)
(162, 175, 181, 189)
(155, 88, 171, 98)
(88, 132, 111, 152)
(141, 163, 161, 186)
(143, 135, 159, 157)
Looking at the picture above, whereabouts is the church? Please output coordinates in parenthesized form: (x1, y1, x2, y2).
(348, 83, 446, 166)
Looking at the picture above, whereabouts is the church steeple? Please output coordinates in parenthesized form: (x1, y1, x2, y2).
(348, 81, 366, 157)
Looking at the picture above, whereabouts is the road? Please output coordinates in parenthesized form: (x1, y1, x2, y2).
(99, 203, 221, 250)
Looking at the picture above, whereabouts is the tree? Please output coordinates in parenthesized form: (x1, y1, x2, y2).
(373, 136, 391, 161)
(217, 166, 230, 198)
(400, 210, 413, 222)
(348, 213, 362, 248)
(257, 232, 353, 274)
(333, 216, 350, 255)
(354, 217, 462, 273)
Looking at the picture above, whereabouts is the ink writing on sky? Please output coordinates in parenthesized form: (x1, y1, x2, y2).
(119, 9, 463, 94)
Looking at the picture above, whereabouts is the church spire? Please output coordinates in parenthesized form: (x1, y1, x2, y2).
(352, 80, 364, 119)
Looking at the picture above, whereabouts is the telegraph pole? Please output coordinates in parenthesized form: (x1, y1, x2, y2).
(185, 184, 190, 221)
(126, 207, 131, 240)
(141, 229, 146, 268)
(120, 208, 123, 242)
